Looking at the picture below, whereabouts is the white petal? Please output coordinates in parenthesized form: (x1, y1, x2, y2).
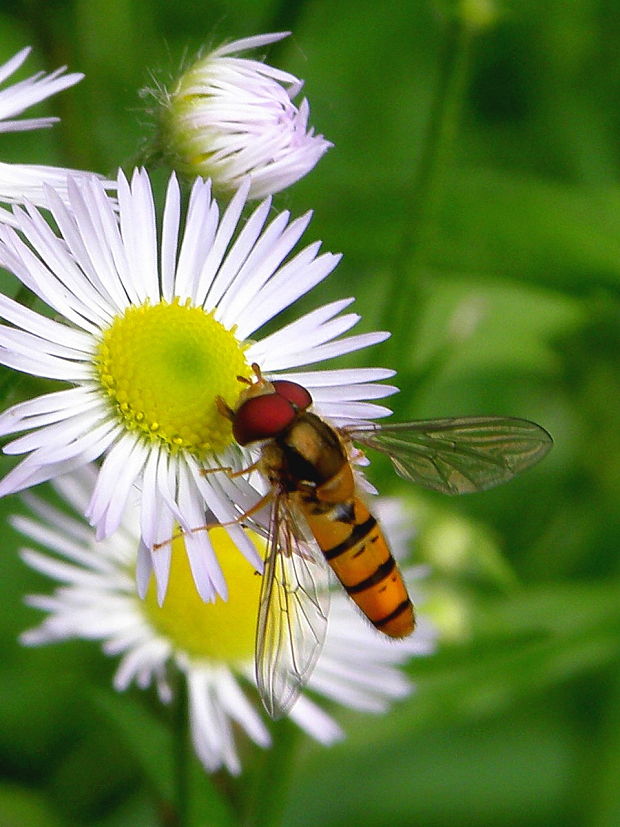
(174, 178, 217, 300)
(20, 547, 107, 588)
(0, 48, 82, 130)
(136, 539, 154, 599)
(216, 209, 311, 324)
(87, 435, 149, 537)
(255, 331, 390, 371)
(118, 169, 160, 302)
(0, 48, 31, 88)
(317, 401, 394, 422)
(139, 449, 180, 548)
(186, 457, 263, 572)
(0, 387, 100, 436)
(187, 668, 241, 775)
(0, 292, 92, 352)
(230, 250, 341, 336)
(213, 32, 290, 58)
(195, 179, 251, 306)
(288, 694, 344, 744)
(113, 638, 166, 691)
(3, 406, 111, 455)
(215, 669, 270, 746)
(0, 437, 112, 496)
(176, 460, 225, 601)
(160, 174, 181, 301)
(205, 195, 273, 314)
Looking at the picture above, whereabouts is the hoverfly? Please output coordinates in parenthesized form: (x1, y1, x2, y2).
(217, 364, 552, 718)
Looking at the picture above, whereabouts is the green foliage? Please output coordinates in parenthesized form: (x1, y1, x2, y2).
(0, 0, 618, 825)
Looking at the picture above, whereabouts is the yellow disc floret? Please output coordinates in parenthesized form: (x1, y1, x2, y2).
(144, 527, 264, 662)
(95, 299, 250, 456)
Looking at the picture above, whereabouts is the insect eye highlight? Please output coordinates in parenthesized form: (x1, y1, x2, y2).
(271, 380, 312, 411)
(233, 393, 297, 445)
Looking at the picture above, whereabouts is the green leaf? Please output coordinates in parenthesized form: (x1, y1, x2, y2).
(434, 170, 620, 295)
(0, 783, 64, 827)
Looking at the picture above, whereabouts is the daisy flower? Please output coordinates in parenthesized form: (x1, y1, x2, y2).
(0, 46, 81, 134)
(0, 46, 108, 221)
(15, 466, 435, 775)
(0, 167, 395, 602)
(157, 32, 331, 199)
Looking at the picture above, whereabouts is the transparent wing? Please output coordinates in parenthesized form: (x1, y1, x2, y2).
(255, 491, 330, 719)
(347, 416, 553, 495)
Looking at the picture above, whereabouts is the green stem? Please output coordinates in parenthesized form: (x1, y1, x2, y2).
(242, 718, 300, 827)
(174, 678, 190, 827)
(159, 672, 190, 827)
(579, 658, 620, 827)
(382, 12, 476, 370)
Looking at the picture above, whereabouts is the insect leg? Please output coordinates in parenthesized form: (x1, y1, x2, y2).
(200, 459, 261, 478)
(152, 490, 274, 550)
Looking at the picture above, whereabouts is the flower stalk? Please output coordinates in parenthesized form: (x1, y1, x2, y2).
(382, 10, 478, 367)
(171, 669, 190, 827)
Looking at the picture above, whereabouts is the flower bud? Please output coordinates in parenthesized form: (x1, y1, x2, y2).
(158, 32, 331, 198)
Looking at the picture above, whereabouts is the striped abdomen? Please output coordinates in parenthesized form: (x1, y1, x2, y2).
(295, 468, 415, 638)
(272, 412, 415, 638)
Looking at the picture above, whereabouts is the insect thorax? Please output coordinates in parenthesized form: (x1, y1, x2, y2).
(262, 412, 348, 493)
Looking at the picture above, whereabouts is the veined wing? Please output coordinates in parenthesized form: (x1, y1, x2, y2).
(347, 416, 553, 495)
(255, 490, 330, 719)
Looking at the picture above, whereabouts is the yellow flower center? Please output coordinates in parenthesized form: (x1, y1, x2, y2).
(144, 527, 264, 661)
(95, 299, 250, 456)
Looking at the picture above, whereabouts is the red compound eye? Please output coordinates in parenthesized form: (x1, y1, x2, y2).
(271, 380, 313, 411)
(233, 394, 297, 445)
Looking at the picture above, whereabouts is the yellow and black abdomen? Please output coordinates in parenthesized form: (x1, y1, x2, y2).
(278, 412, 415, 638)
(301, 492, 415, 638)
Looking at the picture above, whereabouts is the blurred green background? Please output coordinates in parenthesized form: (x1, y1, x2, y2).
(1, 0, 620, 824)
